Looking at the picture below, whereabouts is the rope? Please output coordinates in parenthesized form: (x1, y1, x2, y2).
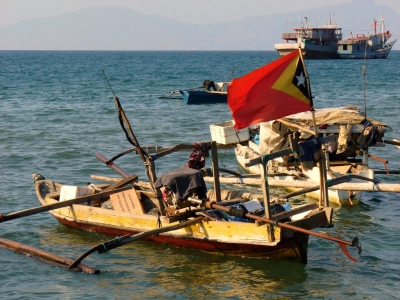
(0, 173, 45, 200)
(106, 148, 136, 164)
(0, 183, 35, 200)
(102, 243, 107, 251)
(156, 211, 162, 237)
(261, 156, 270, 192)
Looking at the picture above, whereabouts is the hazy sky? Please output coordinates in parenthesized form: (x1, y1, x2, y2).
(2, 0, 400, 28)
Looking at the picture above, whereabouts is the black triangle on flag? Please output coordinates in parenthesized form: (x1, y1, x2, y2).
(292, 58, 313, 107)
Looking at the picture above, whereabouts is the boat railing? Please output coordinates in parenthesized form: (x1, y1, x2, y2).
(282, 32, 298, 39)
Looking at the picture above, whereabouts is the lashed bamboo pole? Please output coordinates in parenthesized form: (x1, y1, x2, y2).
(0, 238, 100, 274)
(203, 176, 400, 192)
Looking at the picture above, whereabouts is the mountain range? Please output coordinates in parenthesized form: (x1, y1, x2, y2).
(1, 0, 399, 50)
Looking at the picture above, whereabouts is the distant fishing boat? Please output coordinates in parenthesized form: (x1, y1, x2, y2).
(337, 14, 396, 59)
(274, 16, 342, 59)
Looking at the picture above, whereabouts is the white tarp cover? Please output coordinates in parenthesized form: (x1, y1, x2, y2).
(259, 121, 289, 155)
(283, 105, 389, 127)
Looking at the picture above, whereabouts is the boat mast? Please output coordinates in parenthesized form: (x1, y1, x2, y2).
(298, 48, 330, 206)
(380, 13, 385, 46)
(362, 47, 368, 170)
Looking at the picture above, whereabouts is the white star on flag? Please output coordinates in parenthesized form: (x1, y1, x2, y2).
(296, 72, 305, 87)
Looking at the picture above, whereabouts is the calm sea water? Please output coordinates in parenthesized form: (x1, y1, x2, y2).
(1, 50, 400, 299)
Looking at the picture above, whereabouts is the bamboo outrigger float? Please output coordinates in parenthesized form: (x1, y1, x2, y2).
(0, 237, 100, 274)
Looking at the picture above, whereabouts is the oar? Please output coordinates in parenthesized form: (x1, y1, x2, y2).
(0, 174, 138, 223)
(67, 216, 204, 269)
(206, 201, 361, 262)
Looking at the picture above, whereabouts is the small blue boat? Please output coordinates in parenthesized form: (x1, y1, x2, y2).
(168, 80, 229, 105)
(179, 89, 227, 105)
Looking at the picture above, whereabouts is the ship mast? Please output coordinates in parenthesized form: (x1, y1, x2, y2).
(380, 13, 385, 46)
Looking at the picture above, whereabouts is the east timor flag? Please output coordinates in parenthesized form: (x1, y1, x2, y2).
(228, 50, 313, 130)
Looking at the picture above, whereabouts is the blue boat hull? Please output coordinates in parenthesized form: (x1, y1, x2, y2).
(180, 90, 227, 105)
(337, 47, 393, 59)
(337, 40, 396, 59)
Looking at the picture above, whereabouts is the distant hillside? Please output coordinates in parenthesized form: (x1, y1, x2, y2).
(0, 0, 399, 50)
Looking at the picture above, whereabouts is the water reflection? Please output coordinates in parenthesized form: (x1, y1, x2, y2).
(91, 243, 310, 298)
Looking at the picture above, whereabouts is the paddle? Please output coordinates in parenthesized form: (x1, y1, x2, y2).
(67, 216, 204, 269)
(0, 173, 138, 223)
(206, 201, 361, 262)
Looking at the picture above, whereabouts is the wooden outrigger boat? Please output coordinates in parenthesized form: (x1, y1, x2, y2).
(228, 106, 393, 206)
(33, 172, 335, 264)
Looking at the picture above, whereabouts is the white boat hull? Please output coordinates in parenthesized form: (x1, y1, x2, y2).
(235, 148, 374, 206)
(274, 43, 340, 59)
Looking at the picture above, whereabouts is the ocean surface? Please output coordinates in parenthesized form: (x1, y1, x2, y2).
(1, 50, 400, 299)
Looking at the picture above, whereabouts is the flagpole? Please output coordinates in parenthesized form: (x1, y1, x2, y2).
(297, 48, 330, 207)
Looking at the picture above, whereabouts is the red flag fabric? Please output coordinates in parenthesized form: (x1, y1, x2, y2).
(228, 50, 313, 129)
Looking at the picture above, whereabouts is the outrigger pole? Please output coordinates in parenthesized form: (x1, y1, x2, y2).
(68, 217, 204, 269)
(297, 47, 330, 207)
(0, 238, 100, 274)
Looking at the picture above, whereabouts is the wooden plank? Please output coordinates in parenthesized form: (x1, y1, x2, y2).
(110, 189, 144, 214)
